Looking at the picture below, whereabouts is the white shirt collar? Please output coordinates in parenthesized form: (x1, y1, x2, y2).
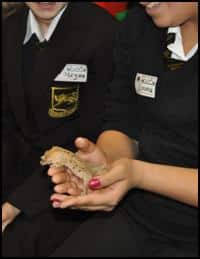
(167, 26, 198, 62)
(23, 4, 68, 44)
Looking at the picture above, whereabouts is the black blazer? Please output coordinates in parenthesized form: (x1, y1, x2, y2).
(2, 3, 118, 210)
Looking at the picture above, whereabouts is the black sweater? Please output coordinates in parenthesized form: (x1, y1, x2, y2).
(103, 6, 198, 242)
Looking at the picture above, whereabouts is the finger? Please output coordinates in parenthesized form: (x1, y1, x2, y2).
(68, 182, 82, 195)
(51, 172, 69, 184)
(54, 182, 70, 193)
(54, 182, 80, 195)
(75, 137, 96, 154)
(50, 193, 69, 208)
(59, 196, 87, 208)
(75, 137, 107, 165)
(70, 175, 84, 188)
(88, 166, 125, 190)
(59, 192, 110, 209)
(50, 193, 68, 202)
(48, 166, 65, 176)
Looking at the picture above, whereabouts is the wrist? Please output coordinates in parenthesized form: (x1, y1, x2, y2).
(130, 159, 145, 189)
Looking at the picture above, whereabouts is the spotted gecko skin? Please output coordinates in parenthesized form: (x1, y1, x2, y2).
(40, 146, 105, 195)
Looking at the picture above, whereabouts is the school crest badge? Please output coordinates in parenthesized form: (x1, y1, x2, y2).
(48, 86, 79, 118)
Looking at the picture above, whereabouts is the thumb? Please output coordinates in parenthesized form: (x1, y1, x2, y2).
(75, 137, 96, 154)
(75, 137, 107, 166)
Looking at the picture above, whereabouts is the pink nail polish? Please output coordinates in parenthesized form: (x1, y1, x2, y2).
(89, 178, 101, 189)
(53, 202, 60, 208)
(51, 199, 60, 203)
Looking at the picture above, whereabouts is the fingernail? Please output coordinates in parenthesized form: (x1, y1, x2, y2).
(88, 178, 101, 189)
(51, 199, 60, 203)
(52, 201, 61, 208)
(54, 186, 61, 193)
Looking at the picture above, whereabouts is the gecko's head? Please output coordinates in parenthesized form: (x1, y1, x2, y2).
(40, 146, 76, 168)
(40, 146, 63, 166)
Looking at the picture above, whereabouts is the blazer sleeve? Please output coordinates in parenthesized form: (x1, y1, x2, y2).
(102, 7, 145, 140)
(79, 21, 118, 142)
(2, 19, 25, 200)
(6, 167, 53, 217)
(2, 19, 51, 214)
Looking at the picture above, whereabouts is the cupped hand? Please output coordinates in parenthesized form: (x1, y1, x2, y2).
(50, 158, 142, 212)
(48, 137, 108, 197)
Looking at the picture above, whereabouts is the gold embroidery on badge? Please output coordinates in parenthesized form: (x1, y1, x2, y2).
(48, 86, 79, 118)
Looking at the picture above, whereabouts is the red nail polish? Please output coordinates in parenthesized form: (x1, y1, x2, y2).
(89, 178, 101, 189)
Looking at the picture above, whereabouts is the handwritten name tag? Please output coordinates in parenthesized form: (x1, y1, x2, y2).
(55, 64, 88, 83)
(135, 73, 158, 98)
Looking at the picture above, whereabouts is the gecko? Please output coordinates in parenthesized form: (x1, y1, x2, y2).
(40, 146, 106, 195)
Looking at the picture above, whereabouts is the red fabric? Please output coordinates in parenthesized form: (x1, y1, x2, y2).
(94, 2, 128, 16)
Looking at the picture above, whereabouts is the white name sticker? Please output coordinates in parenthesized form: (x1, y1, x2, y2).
(135, 73, 158, 98)
(54, 64, 88, 83)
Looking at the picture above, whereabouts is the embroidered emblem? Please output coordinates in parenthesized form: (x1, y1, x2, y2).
(48, 86, 79, 118)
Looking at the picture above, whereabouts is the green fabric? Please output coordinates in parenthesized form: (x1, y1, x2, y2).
(115, 10, 128, 21)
